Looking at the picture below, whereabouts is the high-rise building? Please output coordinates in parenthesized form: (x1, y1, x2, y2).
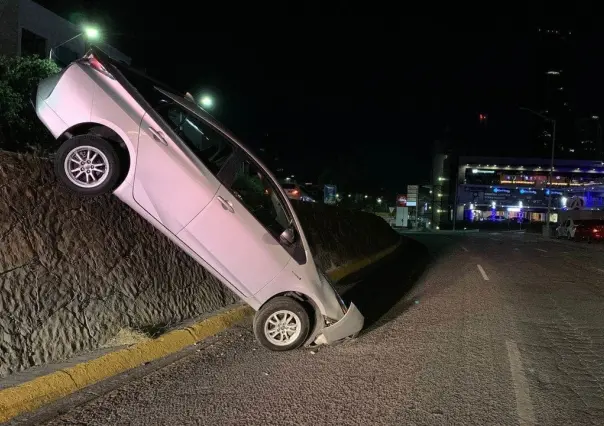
(535, 26, 603, 160)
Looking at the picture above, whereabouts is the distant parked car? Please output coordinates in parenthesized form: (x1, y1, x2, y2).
(566, 220, 604, 242)
(281, 182, 315, 202)
(32, 46, 363, 351)
(555, 218, 603, 241)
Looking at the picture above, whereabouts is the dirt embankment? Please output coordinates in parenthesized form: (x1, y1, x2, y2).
(0, 151, 399, 377)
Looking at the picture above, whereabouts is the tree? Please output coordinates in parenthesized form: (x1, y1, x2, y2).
(0, 55, 60, 152)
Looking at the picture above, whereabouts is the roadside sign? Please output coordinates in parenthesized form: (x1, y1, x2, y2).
(407, 185, 419, 206)
(407, 184, 419, 201)
(396, 195, 407, 207)
(324, 185, 337, 205)
(389, 207, 395, 213)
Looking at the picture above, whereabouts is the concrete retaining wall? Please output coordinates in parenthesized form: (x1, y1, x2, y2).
(0, 151, 399, 377)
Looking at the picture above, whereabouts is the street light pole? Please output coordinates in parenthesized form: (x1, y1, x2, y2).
(520, 107, 556, 236)
(49, 26, 100, 61)
(546, 119, 556, 234)
(49, 33, 83, 59)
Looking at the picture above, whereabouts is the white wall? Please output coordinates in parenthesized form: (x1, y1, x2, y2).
(17, 0, 130, 64)
(18, 0, 84, 56)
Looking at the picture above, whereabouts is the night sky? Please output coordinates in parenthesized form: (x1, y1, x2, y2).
(34, 5, 604, 194)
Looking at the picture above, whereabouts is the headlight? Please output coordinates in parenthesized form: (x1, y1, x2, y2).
(319, 270, 348, 314)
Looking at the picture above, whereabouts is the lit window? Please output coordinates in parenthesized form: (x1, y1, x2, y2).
(569, 148, 575, 153)
(546, 70, 560, 75)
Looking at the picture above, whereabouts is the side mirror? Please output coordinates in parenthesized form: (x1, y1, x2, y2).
(280, 227, 295, 246)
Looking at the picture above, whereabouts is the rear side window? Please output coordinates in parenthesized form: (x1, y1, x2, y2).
(157, 103, 234, 175)
(281, 183, 296, 189)
(109, 62, 170, 109)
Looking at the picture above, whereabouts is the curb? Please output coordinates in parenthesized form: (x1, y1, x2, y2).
(327, 240, 402, 282)
(0, 240, 401, 423)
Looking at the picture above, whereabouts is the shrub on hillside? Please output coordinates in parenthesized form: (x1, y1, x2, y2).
(0, 55, 60, 153)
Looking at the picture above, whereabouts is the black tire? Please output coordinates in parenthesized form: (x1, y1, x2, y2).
(55, 135, 122, 197)
(253, 296, 310, 351)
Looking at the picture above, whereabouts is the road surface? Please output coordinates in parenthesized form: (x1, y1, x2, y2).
(19, 233, 604, 425)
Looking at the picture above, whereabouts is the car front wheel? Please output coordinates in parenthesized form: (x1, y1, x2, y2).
(253, 296, 310, 351)
(55, 135, 122, 196)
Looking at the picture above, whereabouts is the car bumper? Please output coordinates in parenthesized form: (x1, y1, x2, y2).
(315, 302, 364, 344)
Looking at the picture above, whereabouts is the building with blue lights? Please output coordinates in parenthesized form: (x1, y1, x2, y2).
(453, 156, 604, 223)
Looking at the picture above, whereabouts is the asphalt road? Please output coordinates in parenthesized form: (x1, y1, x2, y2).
(29, 233, 604, 425)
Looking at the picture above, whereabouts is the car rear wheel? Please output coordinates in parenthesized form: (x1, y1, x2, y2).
(55, 135, 121, 196)
(253, 296, 310, 351)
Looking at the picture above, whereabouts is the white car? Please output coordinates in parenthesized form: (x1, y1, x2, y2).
(556, 218, 574, 239)
(33, 47, 363, 351)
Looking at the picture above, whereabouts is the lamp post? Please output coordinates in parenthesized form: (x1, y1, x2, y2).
(520, 107, 557, 236)
(49, 26, 100, 61)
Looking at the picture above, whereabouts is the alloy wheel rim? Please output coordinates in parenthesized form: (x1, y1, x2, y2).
(64, 146, 110, 188)
(264, 310, 301, 346)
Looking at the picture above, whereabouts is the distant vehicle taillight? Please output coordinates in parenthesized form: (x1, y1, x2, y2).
(291, 189, 299, 196)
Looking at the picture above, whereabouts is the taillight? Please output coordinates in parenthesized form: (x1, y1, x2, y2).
(83, 54, 114, 79)
(292, 189, 299, 195)
(593, 228, 600, 233)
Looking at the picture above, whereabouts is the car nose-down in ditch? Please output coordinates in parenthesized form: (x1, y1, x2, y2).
(33, 46, 364, 351)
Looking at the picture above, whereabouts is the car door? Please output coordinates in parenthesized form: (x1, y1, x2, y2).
(178, 150, 295, 297)
(132, 100, 232, 236)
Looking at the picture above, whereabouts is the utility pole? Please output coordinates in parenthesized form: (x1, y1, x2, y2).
(414, 200, 419, 230)
(452, 165, 459, 231)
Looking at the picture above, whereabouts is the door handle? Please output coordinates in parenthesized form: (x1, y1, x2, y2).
(147, 127, 168, 145)
(217, 195, 234, 213)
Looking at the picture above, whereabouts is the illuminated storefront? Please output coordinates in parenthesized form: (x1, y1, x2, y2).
(454, 156, 604, 223)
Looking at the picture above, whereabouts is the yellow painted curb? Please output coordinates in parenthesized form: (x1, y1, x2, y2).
(0, 305, 253, 423)
(328, 239, 402, 283)
(0, 238, 402, 423)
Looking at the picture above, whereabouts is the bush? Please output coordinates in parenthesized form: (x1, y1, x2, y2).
(0, 55, 60, 153)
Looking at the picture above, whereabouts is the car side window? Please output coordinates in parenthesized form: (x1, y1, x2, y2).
(229, 158, 291, 240)
(156, 102, 233, 175)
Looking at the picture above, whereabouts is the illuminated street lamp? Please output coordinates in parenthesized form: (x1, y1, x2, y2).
(377, 198, 382, 204)
(84, 26, 100, 39)
(50, 25, 100, 60)
(200, 95, 214, 109)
